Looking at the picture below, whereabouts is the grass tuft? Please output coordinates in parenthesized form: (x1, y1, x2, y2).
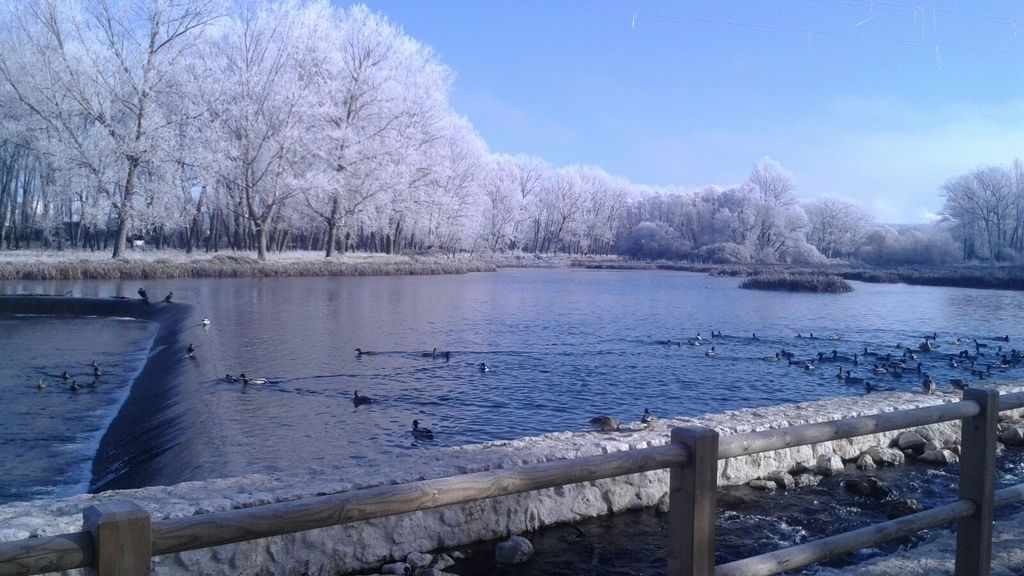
(740, 272, 854, 293)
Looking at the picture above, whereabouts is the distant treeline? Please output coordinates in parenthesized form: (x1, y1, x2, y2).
(0, 1, 1020, 266)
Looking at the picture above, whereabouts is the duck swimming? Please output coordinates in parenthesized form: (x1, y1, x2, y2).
(201, 318, 211, 327)
(61, 370, 70, 380)
(589, 415, 620, 432)
(412, 419, 434, 440)
(354, 348, 378, 356)
(950, 378, 969, 392)
(422, 348, 438, 358)
(353, 390, 374, 406)
(239, 373, 267, 385)
(36, 379, 47, 389)
(705, 347, 717, 358)
(224, 374, 238, 383)
(478, 362, 490, 373)
(186, 343, 195, 358)
(69, 380, 79, 392)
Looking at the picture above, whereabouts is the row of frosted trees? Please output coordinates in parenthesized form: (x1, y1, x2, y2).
(0, 0, 1019, 264)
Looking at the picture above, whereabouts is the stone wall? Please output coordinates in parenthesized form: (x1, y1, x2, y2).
(2, 384, 1022, 576)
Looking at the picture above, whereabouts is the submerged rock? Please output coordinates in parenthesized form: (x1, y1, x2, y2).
(495, 536, 534, 565)
(381, 562, 412, 575)
(999, 426, 1024, 447)
(748, 479, 777, 492)
(793, 473, 820, 488)
(886, 498, 921, 519)
(406, 552, 433, 570)
(844, 477, 892, 499)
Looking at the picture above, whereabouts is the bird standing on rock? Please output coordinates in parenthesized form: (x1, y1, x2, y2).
(922, 374, 936, 394)
(137, 288, 149, 302)
(163, 291, 173, 303)
(641, 408, 657, 426)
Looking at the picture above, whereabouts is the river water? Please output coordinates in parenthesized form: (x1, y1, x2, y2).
(2, 268, 1024, 569)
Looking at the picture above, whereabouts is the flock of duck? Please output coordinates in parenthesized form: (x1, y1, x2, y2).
(43, 287, 1021, 441)
(221, 330, 1022, 441)
(36, 360, 103, 392)
(344, 347, 492, 439)
(349, 345, 660, 437)
(32, 287, 191, 392)
(672, 330, 1022, 397)
(576, 331, 1023, 435)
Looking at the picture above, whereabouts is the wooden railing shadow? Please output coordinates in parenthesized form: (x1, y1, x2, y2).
(2, 388, 1023, 576)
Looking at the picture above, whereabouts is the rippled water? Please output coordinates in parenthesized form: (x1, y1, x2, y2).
(3, 269, 1024, 488)
(0, 316, 155, 503)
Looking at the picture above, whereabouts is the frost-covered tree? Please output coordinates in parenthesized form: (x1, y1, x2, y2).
(296, 4, 455, 257)
(805, 197, 872, 258)
(746, 156, 796, 257)
(0, 0, 217, 257)
(942, 165, 1019, 262)
(200, 0, 316, 260)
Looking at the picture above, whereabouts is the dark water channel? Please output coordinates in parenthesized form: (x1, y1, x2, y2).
(3, 268, 1024, 571)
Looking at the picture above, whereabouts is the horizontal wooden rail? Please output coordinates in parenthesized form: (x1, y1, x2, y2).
(152, 442, 688, 555)
(998, 391, 1024, 412)
(715, 499, 977, 576)
(719, 400, 980, 459)
(995, 484, 1024, 507)
(0, 532, 93, 576)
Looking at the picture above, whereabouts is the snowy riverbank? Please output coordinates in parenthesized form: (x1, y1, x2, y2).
(3, 384, 1023, 575)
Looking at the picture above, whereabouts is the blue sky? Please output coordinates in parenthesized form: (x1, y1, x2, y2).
(357, 1, 1024, 223)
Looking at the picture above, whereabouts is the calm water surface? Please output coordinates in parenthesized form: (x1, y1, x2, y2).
(3, 269, 1024, 495)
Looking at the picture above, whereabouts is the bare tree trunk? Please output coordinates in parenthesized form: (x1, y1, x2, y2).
(325, 195, 340, 258)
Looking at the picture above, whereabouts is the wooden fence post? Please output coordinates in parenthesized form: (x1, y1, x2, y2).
(955, 388, 998, 576)
(668, 425, 719, 576)
(83, 500, 152, 576)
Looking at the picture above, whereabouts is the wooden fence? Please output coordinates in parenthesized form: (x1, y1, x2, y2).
(2, 388, 1024, 576)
